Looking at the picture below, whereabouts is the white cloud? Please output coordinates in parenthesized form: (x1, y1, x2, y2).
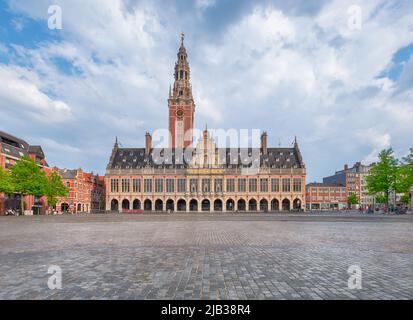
(0, 65, 71, 122)
(195, 0, 216, 10)
(356, 129, 392, 164)
(1, 0, 413, 179)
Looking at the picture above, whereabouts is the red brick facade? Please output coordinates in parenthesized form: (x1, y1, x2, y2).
(56, 168, 105, 214)
(0, 131, 51, 215)
(168, 34, 195, 148)
(306, 183, 347, 211)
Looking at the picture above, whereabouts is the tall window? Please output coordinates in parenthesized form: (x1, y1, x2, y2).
(121, 179, 130, 193)
(202, 179, 211, 193)
(155, 179, 164, 193)
(260, 178, 268, 193)
(132, 179, 141, 192)
(144, 179, 152, 193)
(293, 178, 302, 192)
(238, 178, 246, 192)
(215, 179, 223, 193)
(177, 179, 186, 193)
(166, 179, 175, 193)
(190, 179, 198, 193)
(271, 179, 279, 192)
(282, 178, 291, 192)
(249, 179, 257, 192)
(226, 179, 235, 192)
(110, 179, 119, 192)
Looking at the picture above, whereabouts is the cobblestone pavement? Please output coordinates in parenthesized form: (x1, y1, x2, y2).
(0, 213, 412, 300)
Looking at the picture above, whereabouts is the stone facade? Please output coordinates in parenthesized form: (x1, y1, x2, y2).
(104, 37, 306, 213)
(56, 168, 105, 214)
(306, 183, 347, 211)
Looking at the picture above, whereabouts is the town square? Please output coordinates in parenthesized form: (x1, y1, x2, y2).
(0, 213, 412, 300)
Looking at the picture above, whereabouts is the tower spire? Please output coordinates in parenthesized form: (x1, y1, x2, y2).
(181, 32, 185, 46)
(168, 34, 195, 149)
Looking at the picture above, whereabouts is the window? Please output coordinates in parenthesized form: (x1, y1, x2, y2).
(260, 178, 268, 193)
(293, 178, 301, 192)
(190, 179, 198, 193)
(155, 179, 164, 193)
(226, 179, 235, 192)
(238, 178, 246, 192)
(249, 179, 257, 192)
(166, 179, 175, 193)
(271, 179, 279, 192)
(132, 179, 141, 192)
(110, 179, 119, 193)
(144, 179, 152, 193)
(282, 179, 291, 192)
(121, 179, 130, 193)
(202, 179, 211, 193)
(215, 179, 223, 193)
(177, 179, 186, 193)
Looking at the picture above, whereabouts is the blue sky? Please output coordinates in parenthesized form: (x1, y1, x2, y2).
(0, 0, 412, 181)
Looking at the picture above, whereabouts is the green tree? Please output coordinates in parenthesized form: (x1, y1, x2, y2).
(366, 148, 399, 209)
(45, 171, 69, 210)
(0, 166, 14, 194)
(397, 148, 413, 193)
(347, 193, 358, 207)
(400, 194, 410, 205)
(9, 156, 47, 213)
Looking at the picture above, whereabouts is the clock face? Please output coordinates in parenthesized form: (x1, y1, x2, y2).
(176, 109, 184, 117)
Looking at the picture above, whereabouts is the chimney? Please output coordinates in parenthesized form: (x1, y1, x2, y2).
(261, 131, 268, 154)
(344, 164, 348, 171)
(145, 132, 152, 155)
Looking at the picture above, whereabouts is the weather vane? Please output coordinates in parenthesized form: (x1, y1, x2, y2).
(181, 32, 185, 45)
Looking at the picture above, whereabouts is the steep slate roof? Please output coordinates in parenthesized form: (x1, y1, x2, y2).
(59, 169, 78, 179)
(107, 147, 305, 170)
(0, 130, 29, 159)
(28, 145, 45, 158)
(0, 131, 29, 150)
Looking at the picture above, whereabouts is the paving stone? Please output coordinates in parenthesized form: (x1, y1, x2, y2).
(0, 213, 412, 299)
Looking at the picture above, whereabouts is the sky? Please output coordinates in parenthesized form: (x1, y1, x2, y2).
(0, 0, 412, 182)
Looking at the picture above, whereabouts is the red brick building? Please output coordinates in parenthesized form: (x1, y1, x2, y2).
(306, 182, 347, 211)
(56, 168, 105, 214)
(323, 162, 374, 210)
(0, 131, 51, 215)
(105, 36, 307, 213)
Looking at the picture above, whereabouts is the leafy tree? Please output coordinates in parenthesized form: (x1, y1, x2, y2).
(347, 193, 358, 207)
(9, 156, 47, 213)
(397, 148, 413, 193)
(400, 194, 410, 205)
(366, 148, 399, 208)
(375, 195, 387, 204)
(0, 166, 14, 194)
(45, 171, 69, 209)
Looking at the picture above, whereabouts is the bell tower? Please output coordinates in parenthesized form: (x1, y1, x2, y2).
(168, 33, 195, 148)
